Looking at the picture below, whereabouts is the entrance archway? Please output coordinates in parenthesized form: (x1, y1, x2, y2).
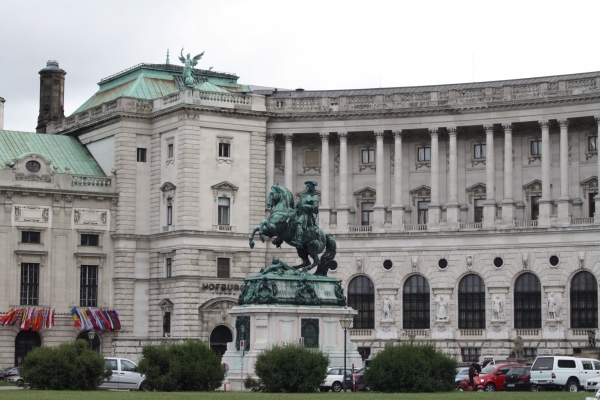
(210, 325, 232, 357)
(15, 331, 41, 365)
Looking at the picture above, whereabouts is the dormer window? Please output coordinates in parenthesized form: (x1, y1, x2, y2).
(26, 161, 41, 173)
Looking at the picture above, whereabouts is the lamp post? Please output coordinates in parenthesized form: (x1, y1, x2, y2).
(87, 330, 96, 351)
(339, 316, 353, 393)
(588, 330, 596, 348)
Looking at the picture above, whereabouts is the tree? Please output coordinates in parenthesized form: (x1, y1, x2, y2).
(19, 339, 111, 390)
(137, 340, 224, 391)
(248, 343, 329, 392)
(364, 343, 456, 392)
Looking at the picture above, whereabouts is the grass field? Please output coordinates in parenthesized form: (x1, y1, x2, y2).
(0, 391, 593, 400)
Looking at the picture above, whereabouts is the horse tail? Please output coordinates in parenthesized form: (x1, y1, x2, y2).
(317, 235, 337, 276)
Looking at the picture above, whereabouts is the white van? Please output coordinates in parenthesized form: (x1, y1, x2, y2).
(99, 357, 146, 391)
(530, 356, 600, 392)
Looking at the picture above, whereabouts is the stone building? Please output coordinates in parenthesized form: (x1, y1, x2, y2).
(1, 58, 599, 367)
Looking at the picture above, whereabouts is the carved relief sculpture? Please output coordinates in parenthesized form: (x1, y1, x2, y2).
(434, 295, 448, 321)
(466, 255, 473, 270)
(547, 292, 561, 320)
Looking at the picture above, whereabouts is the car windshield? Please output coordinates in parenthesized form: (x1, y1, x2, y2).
(481, 365, 497, 374)
(507, 367, 524, 375)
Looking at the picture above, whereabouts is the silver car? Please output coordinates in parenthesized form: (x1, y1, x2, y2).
(99, 357, 145, 390)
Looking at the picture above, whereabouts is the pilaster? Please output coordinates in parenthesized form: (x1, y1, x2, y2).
(557, 119, 571, 227)
(319, 132, 330, 233)
(336, 132, 349, 233)
(427, 129, 440, 231)
(391, 130, 405, 232)
(446, 127, 459, 231)
(501, 123, 515, 228)
(373, 130, 386, 233)
(284, 134, 294, 190)
(538, 120, 552, 228)
(483, 125, 496, 230)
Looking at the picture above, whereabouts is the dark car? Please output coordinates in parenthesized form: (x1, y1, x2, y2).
(505, 366, 532, 391)
(0, 367, 15, 380)
(1, 367, 18, 381)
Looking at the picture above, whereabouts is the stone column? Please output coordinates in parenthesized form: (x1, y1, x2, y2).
(336, 132, 349, 233)
(373, 131, 386, 232)
(557, 119, 571, 226)
(284, 134, 294, 190)
(482, 125, 496, 230)
(595, 117, 600, 224)
(501, 124, 515, 228)
(446, 127, 459, 230)
(428, 129, 441, 231)
(319, 132, 331, 232)
(391, 130, 405, 231)
(538, 121, 552, 227)
(266, 134, 275, 195)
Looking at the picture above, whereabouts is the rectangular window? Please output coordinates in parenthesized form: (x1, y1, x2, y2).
(531, 140, 542, 155)
(219, 143, 230, 158)
(165, 258, 172, 278)
(163, 312, 171, 337)
(137, 148, 147, 162)
(81, 234, 99, 246)
(305, 151, 320, 166)
(218, 198, 230, 225)
(418, 147, 431, 162)
(80, 265, 98, 307)
(274, 149, 283, 165)
(461, 347, 481, 363)
(362, 149, 375, 164)
(168, 143, 174, 158)
(531, 196, 541, 221)
(589, 136, 598, 152)
(590, 193, 597, 218)
(167, 199, 173, 226)
(361, 202, 374, 226)
(474, 144, 486, 159)
(418, 201, 430, 224)
(21, 231, 40, 244)
(20, 263, 39, 305)
(217, 258, 230, 278)
(474, 199, 485, 223)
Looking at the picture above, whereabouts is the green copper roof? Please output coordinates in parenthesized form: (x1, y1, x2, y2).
(0, 130, 106, 176)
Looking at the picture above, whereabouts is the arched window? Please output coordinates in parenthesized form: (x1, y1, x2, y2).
(77, 330, 101, 352)
(210, 325, 233, 357)
(348, 276, 374, 329)
(15, 331, 41, 365)
(458, 274, 485, 329)
(403, 275, 430, 329)
(571, 271, 598, 329)
(514, 273, 541, 329)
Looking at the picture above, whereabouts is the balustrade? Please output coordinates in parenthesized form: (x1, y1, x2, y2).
(71, 175, 112, 187)
(213, 225, 235, 232)
(349, 329, 372, 337)
(516, 329, 539, 336)
(571, 217, 594, 225)
(348, 225, 372, 233)
(460, 329, 483, 336)
(514, 220, 538, 228)
(404, 224, 427, 232)
(459, 222, 482, 231)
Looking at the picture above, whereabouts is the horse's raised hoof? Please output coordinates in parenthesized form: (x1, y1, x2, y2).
(249, 242, 255, 249)
(259, 235, 266, 243)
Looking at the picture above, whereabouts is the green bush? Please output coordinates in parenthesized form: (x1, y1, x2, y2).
(19, 339, 111, 390)
(137, 340, 224, 391)
(249, 343, 329, 392)
(364, 343, 457, 392)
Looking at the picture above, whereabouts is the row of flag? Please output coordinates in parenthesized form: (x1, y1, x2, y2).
(0, 307, 55, 331)
(71, 307, 121, 332)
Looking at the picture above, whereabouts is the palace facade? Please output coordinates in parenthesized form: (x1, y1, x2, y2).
(0, 58, 599, 367)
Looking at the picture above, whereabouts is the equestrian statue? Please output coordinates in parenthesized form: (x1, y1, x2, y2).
(249, 180, 336, 276)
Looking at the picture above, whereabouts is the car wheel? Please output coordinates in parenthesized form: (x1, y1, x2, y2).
(530, 384, 538, 392)
(566, 380, 579, 392)
(139, 380, 150, 391)
(332, 381, 342, 392)
(16, 379, 23, 385)
(485, 383, 495, 392)
(477, 387, 484, 392)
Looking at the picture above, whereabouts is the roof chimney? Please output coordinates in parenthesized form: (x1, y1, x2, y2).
(36, 60, 66, 133)
(0, 97, 5, 130)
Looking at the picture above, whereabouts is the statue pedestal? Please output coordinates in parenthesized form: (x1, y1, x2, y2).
(221, 304, 363, 391)
(543, 319, 565, 339)
(431, 320, 453, 340)
(376, 320, 398, 339)
(488, 320, 509, 339)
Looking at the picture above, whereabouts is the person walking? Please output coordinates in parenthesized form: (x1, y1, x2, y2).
(468, 359, 481, 389)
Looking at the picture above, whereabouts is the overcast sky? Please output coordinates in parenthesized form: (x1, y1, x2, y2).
(1, 0, 600, 132)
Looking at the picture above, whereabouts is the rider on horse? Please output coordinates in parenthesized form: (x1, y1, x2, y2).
(291, 180, 319, 247)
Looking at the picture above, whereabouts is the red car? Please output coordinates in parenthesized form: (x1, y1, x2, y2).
(459, 363, 524, 392)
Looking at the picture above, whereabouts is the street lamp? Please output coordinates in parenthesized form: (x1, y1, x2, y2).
(339, 316, 353, 393)
(87, 330, 96, 351)
(587, 330, 596, 347)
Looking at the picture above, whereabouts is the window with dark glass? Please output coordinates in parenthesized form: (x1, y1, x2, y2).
(21, 231, 40, 244)
(362, 149, 374, 164)
(20, 263, 39, 305)
(458, 274, 485, 329)
(531, 196, 541, 220)
(81, 234, 99, 246)
(137, 148, 147, 162)
(167, 198, 173, 226)
(361, 202, 374, 226)
(590, 193, 597, 218)
(589, 136, 598, 152)
(163, 312, 171, 336)
(217, 258, 230, 278)
(80, 265, 98, 307)
(418, 201, 429, 224)
(571, 271, 598, 329)
(418, 147, 431, 162)
(168, 143, 174, 158)
(403, 275, 430, 329)
(461, 347, 481, 362)
(514, 273, 541, 329)
(524, 348, 537, 358)
(25, 160, 41, 173)
(474, 199, 485, 223)
(274, 150, 283, 165)
(348, 276, 374, 329)
(219, 143, 230, 158)
(474, 144, 486, 159)
(531, 140, 542, 155)
(218, 198, 230, 225)
(165, 258, 172, 278)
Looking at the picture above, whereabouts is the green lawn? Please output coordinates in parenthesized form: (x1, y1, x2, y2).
(0, 392, 594, 400)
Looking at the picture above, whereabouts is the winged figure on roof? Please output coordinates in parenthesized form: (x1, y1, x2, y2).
(179, 48, 205, 87)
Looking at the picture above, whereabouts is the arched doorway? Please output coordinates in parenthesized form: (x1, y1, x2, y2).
(403, 275, 430, 329)
(210, 325, 232, 357)
(458, 274, 486, 329)
(348, 276, 375, 329)
(571, 271, 598, 328)
(514, 273, 541, 328)
(15, 331, 41, 365)
(77, 330, 101, 352)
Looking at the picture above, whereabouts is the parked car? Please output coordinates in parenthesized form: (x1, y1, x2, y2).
(320, 367, 353, 392)
(458, 362, 523, 391)
(99, 357, 145, 391)
(4, 374, 24, 385)
(482, 359, 511, 368)
(586, 376, 600, 392)
(0, 367, 17, 380)
(2, 367, 19, 381)
(505, 366, 532, 391)
(455, 367, 470, 389)
(530, 356, 600, 392)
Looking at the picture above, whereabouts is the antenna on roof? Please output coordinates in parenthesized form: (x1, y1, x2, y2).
(166, 49, 170, 65)
(209, 67, 213, 71)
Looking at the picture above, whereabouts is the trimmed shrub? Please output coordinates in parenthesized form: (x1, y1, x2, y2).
(137, 340, 224, 391)
(364, 343, 457, 392)
(249, 343, 329, 392)
(19, 339, 111, 390)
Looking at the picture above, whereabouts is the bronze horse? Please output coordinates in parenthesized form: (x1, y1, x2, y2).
(249, 185, 336, 276)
